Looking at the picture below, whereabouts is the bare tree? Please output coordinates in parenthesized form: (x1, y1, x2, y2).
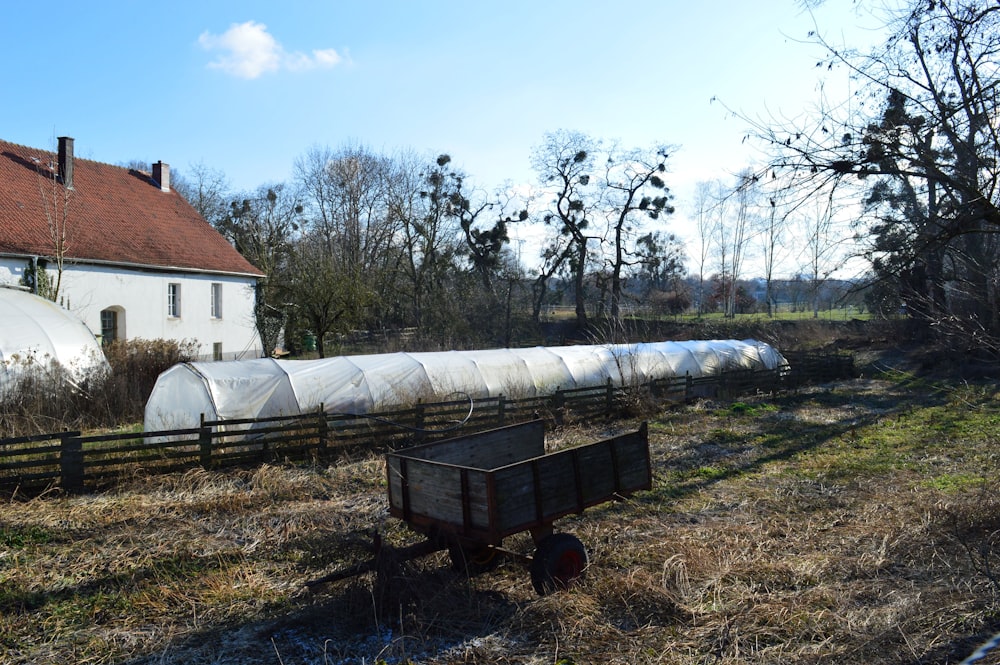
(172, 161, 232, 229)
(295, 145, 398, 271)
(529, 233, 575, 324)
(634, 231, 686, 302)
(532, 131, 601, 329)
(692, 181, 719, 316)
(757, 188, 790, 317)
(449, 176, 519, 305)
(710, 182, 733, 317)
(387, 152, 465, 333)
(801, 185, 839, 318)
(293, 144, 403, 332)
(723, 170, 757, 318)
(24, 139, 75, 302)
(430, 161, 526, 343)
(220, 184, 303, 356)
(732, 0, 1000, 351)
(600, 144, 676, 323)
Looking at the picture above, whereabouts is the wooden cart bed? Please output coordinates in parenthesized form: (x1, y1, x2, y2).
(386, 419, 651, 545)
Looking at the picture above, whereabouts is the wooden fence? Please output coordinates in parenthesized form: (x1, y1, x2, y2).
(0, 353, 853, 493)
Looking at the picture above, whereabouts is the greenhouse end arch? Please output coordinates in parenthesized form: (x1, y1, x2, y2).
(0, 287, 110, 394)
(143, 339, 787, 433)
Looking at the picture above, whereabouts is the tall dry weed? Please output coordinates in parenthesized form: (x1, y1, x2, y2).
(0, 338, 196, 437)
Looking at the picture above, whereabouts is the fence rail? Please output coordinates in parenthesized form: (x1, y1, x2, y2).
(0, 353, 853, 493)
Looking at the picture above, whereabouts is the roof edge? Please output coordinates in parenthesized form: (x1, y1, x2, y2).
(0, 252, 263, 279)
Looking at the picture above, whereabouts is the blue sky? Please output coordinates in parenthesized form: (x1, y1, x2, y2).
(1, 1, 883, 263)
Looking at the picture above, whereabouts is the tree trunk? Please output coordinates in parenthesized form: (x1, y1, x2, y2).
(573, 242, 588, 329)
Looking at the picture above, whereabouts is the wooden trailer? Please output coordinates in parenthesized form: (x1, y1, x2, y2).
(386, 419, 650, 594)
(308, 419, 651, 595)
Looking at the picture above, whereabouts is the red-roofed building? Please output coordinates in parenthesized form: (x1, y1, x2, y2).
(0, 137, 264, 360)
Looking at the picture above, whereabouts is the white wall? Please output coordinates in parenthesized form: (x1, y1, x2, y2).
(0, 259, 262, 361)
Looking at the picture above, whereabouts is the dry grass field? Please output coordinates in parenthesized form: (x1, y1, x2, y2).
(3, 358, 1000, 664)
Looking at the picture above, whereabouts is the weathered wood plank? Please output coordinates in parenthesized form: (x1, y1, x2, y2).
(388, 421, 651, 539)
(389, 420, 544, 469)
(387, 457, 491, 530)
(386, 420, 549, 537)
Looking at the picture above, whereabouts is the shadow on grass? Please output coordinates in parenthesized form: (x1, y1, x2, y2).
(643, 381, 952, 504)
(0, 549, 248, 617)
(120, 562, 521, 665)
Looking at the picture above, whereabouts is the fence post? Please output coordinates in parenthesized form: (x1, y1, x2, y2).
(60, 431, 84, 493)
(497, 394, 506, 426)
(316, 403, 328, 456)
(199, 413, 212, 470)
(415, 400, 426, 443)
(685, 372, 693, 401)
(553, 387, 565, 427)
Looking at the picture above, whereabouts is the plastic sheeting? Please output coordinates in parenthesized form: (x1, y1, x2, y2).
(0, 287, 109, 392)
(143, 339, 787, 432)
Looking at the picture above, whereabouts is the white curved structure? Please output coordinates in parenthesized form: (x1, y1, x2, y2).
(0, 287, 110, 392)
(143, 339, 787, 432)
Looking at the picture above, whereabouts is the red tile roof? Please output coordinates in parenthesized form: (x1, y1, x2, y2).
(0, 139, 263, 277)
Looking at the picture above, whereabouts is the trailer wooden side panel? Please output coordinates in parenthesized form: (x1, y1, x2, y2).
(391, 420, 545, 467)
(387, 457, 492, 531)
(387, 421, 650, 543)
(386, 420, 545, 535)
(494, 425, 651, 534)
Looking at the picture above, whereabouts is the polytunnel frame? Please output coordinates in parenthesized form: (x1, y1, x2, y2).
(143, 339, 788, 433)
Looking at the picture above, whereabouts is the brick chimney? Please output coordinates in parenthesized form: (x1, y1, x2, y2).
(57, 136, 74, 189)
(152, 161, 170, 192)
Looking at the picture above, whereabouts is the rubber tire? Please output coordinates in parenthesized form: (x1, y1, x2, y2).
(530, 533, 588, 595)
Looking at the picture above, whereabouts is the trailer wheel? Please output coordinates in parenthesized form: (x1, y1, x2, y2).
(448, 543, 501, 576)
(530, 533, 588, 595)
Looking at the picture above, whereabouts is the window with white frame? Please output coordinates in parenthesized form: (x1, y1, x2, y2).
(100, 309, 118, 345)
(167, 283, 181, 318)
(211, 283, 223, 319)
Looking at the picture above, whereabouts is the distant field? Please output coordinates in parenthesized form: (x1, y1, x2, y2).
(675, 307, 873, 322)
(540, 304, 875, 323)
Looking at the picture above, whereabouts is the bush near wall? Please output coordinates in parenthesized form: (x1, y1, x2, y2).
(0, 339, 198, 438)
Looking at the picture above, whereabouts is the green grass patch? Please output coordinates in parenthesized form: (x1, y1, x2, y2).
(0, 525, 53, 548)
(775, 382, 1000, 487)
(690, 465, 728, 481)
(922, 473, 988, 494)
(720, 401, 779, 417)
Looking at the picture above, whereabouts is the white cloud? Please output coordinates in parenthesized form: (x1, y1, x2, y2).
(310, 49, 342, 68)
(198, 21, 341, 79)
(285, 48, 342, 72)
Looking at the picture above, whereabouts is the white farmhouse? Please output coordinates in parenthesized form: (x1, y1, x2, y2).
(0, 137, 264, 360)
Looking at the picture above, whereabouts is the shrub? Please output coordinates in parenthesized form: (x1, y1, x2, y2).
(0, 338, 197, 437)
(89, 338, 199, 428)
